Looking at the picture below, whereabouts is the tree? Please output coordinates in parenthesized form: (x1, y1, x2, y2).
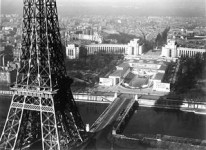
(143, 39, 154, 53)
(155, 33, 162, 47)
(2, 45, 13, 63)
(105, 32, 139, 44)
(155, 27, 170, 48)
(61, 44, 66, 60)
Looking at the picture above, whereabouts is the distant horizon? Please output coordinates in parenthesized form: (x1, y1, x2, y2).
(1, 0, 206, 17)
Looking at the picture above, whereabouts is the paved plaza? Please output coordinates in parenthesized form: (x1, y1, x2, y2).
(93, 84, 168, 96)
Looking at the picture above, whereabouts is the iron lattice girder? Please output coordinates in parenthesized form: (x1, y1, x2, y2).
(0, 93, 60, 150)
(17, 0, 66, 90)
(1, 91, 85, 149)
(0, 0, 86, 149)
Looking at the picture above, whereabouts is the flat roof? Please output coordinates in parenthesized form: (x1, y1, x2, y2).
(153, 72, 164, 81)
(109, 70, 123, 77)
(85, 44, 127, 47)
(92, 91, 115, 96)
(140, 95, 160, 100)
(159, 65, 167, 70)
(128, 59, 166, 65)
(109, 67, 129, 78)
(117, 63, 130, 68)
(125, 72, 135, 80)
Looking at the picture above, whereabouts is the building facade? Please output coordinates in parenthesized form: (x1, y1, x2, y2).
(66, 44, 80, 59)
(85, 44, 127, 55)
(161, 39, 206, 58)
(85, 39, 143, 56)
(99, 58, 170, 92)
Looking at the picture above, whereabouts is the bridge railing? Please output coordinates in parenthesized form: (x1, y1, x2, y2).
(113, 99, 135, 133)
(90, 97, 120, 132)
(0, 90, 13, 95)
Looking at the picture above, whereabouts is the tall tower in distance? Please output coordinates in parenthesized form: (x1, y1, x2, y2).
(0, 0, 86, 150)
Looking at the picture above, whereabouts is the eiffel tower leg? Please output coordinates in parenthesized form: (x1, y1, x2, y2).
(0, 95, 25, 150)
(40, 97, 60, 150)
(16, 110, 37, 149)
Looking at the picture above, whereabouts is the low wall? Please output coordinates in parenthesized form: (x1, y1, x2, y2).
(73, 93, 114, 102)
(1, 90, 206, 112)
(112, 133, 206, 150)
(138, 98, 206, 112)
(0, 90, 13, 96)
(181, 101, 206, 109)
(0, 91, 115, 102)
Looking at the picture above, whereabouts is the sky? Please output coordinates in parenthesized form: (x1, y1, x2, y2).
(1, 0, 206, 17)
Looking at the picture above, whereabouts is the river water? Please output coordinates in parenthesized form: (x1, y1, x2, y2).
(1, 96, 206, 148)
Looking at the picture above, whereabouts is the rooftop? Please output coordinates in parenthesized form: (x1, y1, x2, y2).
(127, 59, 166, 66)
(159, 65, 167, 70)
(109, 66, 129, 78)
(125, 72, 135, 80)
(117, 63, 130, 69)
(153, 72, 165, 81)
(140, 95, 160, 100)
(92, 91, 115, 97)
(109, 70, 123, 77)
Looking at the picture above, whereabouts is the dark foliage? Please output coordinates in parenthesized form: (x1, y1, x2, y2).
(174, 52, 206, 93)
(1, 45, 13, 64)
(155, 27, 170, 48)
(104, 32, 138, 44)
(66, 53, 124, 90)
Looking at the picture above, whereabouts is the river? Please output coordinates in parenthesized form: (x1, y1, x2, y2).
(0, 96, 206, 149)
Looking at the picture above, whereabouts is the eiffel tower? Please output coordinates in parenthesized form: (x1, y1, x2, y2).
(0, 0, 86, 149)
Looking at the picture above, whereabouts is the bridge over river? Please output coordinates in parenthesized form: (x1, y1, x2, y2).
(90, 94, 136, 133)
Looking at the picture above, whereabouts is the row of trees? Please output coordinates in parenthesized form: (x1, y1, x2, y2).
(142, 40, 154, 53)
(162, 62, 176, 83)
(155, 27, 170, 48)
(66, 53, 123, 73)
(66, 53, 124, 89)
(174, 53, 206, 94)
(0, 45, 13, 66)
(104, 32, 139, 44)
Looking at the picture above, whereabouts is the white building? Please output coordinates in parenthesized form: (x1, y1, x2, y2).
(85, 44, 127, 55)
(66, 44, 79, 59)
(85, 39, 143, 56)
(0, 71, 10, 83)
(127, 39, 143, 56)
(161, 39, 206, 58)
(99, 59, 170, 92)
(161, 40, 177, 58)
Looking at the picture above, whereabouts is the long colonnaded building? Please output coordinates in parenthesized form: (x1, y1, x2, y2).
(161, 39, 206, 58)
(66, 39, 144, 59)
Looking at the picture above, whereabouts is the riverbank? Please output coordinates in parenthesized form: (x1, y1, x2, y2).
(138, 96, 206, 114)
(1, 95, 206, 150)
(74, 94, 206, 114)
(112, 133, 206, 150)
(1, 90, 206, 114)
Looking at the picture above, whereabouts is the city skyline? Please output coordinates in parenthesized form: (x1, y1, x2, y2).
(1, 0, 206, 17)
(1, 0, 206, 149)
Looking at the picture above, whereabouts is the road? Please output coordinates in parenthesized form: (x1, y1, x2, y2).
(90, 97, 132, 132)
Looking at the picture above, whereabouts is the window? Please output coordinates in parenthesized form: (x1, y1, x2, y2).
(169, 49, 172, 57)
(132, 47, 134, 55)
